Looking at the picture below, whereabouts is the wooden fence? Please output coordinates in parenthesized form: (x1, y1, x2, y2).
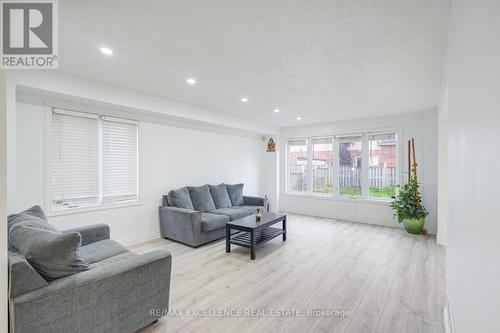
(289, 165, 397, 191)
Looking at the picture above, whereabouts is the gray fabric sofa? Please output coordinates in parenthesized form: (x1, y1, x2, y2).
(8, 207, 172, 333)
(159, 183, 268, 247)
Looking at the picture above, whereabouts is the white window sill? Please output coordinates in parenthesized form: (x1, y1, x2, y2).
(284, 192, 393, 205)
(47, 200, 143, 217)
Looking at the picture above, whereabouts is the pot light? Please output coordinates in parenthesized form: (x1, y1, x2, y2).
(186, 78, 196, 85)
(240, 97, 248, 103)
(100, 47, 113, 55)
(296, 116, 302, 120)
(274, 108, 280, 113)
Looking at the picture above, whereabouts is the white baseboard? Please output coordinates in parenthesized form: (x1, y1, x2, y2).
(280, 210, 436, 235)
(444, 293, 455, 333)
(117, 232, 162, 247)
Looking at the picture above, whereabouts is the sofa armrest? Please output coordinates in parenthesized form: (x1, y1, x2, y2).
(61, 223, 110, 246)
(8, 251, 48, 298)
(243, 196, 268, 210)
(11, 250, 172, 333)
(159, 206, 202, 246)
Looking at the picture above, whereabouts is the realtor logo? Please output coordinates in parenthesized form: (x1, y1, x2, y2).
(1, 0, 58, 69)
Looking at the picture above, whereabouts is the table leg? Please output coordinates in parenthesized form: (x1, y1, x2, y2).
(250, 230, 256, 260)
(283, 216, 287, 241)
(225, 225, 231, 253)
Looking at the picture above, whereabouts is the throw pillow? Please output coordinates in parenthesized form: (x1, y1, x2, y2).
(188, 185, 216, 212)
(209, 184, 232, 209)
(167, 187, 194, 210)
(226, 183, 244, 206)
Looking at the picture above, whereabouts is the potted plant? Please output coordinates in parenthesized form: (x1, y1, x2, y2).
(390, 178, 428, 234)
(391, 138, 428, 234)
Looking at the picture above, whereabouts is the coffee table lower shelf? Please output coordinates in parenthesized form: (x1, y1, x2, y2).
(229, 227, 284, 248)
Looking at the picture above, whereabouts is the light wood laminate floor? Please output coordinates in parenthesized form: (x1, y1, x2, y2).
(132, 214, 446, 333)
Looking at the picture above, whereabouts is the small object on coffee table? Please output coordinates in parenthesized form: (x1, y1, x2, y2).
(255, 208, 262, 221)
(226, 212, 287, 260)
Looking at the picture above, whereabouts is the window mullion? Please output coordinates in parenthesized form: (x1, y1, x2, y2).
(332, 136, 339, 195)
(361, 134, 369, 198)
(307, 138, 313, 193)
(98, 117, 103, 204)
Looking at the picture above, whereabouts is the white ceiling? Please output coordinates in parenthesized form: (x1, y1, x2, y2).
(59, 0, 451, 127)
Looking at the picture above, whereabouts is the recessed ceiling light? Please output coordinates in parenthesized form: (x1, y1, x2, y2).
(100, 47, 113, 55)
(274, 108, 280, 113)
(296, 116, 302, 120)
(240, 97, 248, 103)
(186, 78, 196, 85)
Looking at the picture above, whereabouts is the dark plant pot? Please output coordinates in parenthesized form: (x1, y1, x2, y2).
(402, 217, 425, 235)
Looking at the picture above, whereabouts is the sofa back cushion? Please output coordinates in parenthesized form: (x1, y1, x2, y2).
(188, 185, 216, 212)
(209, 184, 232, 209)
(8, 206, 90, 281)
(8, 205, 54, 233)
(226, 183, 244, 206)
(167, 187, 194, 210)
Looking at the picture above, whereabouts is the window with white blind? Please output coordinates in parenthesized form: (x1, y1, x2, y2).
(49, 108, 139, 211)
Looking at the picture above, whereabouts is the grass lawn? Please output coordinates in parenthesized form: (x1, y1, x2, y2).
(311, 186, 396, 198)
(339, 186, 395, 198)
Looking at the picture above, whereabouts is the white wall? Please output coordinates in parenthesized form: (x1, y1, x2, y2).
(444, 0, 500, 331)
(279, 110, 438, 233)
(0, 69, 9, 333)
(14, 102, 264, 244)
(437, 85, 448, 246)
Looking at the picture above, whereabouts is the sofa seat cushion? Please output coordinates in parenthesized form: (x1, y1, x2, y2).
(235, 205, 265, 214)
(89, 252, 139, 269)
(209, 208, 250, 221)
(226, 183, 244, 206)
(200, 213, 230, 232)
(167, 186, 194, 210)
(79, 239, 129, 264)
(188, 185, 216, 212)
(209, 184, 232, 209)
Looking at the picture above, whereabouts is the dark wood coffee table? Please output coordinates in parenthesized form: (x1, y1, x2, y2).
(225, 212, 287, 260)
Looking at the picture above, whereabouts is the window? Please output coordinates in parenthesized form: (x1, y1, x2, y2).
(50, 108, 139, 211)
(287, 139, 308, 192)
(287, 131, 399, 200)
(312, 138, 333, 193)
(338, 136, 362, 196)
(368, 133, 397, 198)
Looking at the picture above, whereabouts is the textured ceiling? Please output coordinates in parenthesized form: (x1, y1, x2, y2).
(58, 0, 451, 127)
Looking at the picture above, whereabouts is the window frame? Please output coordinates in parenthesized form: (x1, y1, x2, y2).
(285, 127, 402, 202)
(45, 106, 142, 217)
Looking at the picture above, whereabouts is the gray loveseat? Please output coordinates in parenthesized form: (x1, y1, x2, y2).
(8, 206, 172, 333)
(159, 183, 268, 247)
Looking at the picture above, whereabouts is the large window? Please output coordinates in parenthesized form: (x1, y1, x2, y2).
(287, 139, 308, 192)
(287, 131, 398, 200)
(50, 108, 139, 211)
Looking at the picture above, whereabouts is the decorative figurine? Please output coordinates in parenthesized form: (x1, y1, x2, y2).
(266, 138, 276, 152)
(256, 208, 262, 222)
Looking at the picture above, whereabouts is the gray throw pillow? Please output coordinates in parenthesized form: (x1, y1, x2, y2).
(167, 187, 194, 210)
(8, 205, 52, 229)
(9, 225, 89, 281)
(226, 183, 244, 206)
(209, 184, 232, 209)
(188, 185, 216, 212)
(8, 206, 89, 281)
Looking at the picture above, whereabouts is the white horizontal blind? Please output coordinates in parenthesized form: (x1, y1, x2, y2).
(102, 116, 138, 203)
(51, 109, 99, 207)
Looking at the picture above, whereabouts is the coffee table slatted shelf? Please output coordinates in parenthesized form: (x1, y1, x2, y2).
(230, 227, 284, 248)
